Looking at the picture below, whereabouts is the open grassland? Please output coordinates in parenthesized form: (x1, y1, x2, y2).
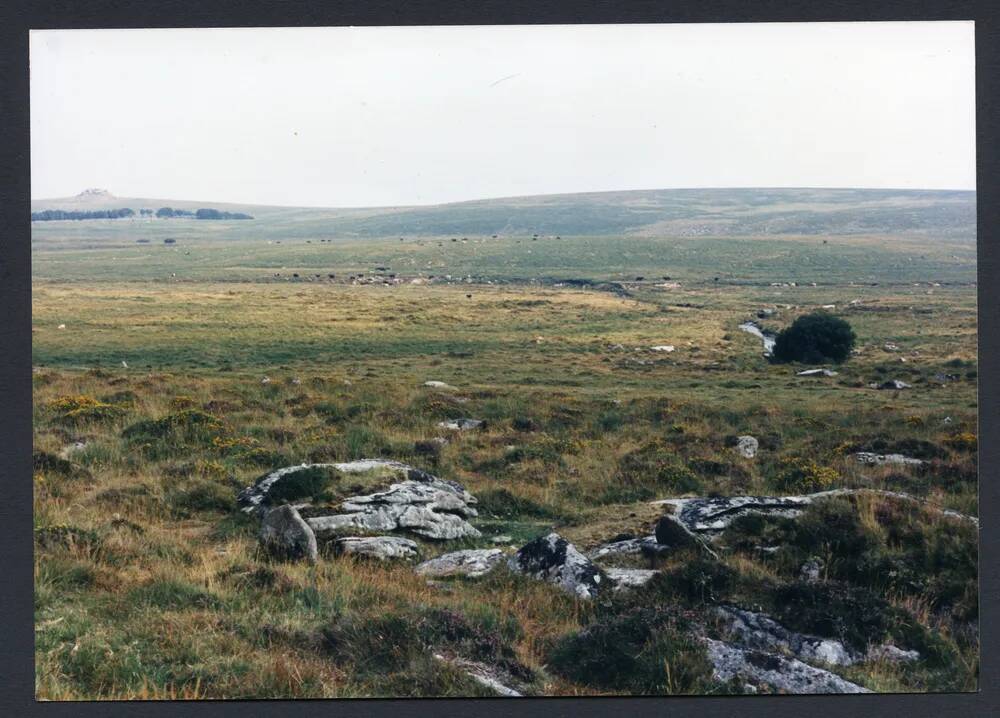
(33, 272, 978, 698)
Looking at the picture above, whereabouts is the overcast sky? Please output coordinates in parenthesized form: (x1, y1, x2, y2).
(30, 22, 975, 207)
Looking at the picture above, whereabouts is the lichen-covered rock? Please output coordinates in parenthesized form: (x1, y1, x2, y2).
(508, 533, 606, 600)
(703, 639, 870, 694)
(415, 549, 505, 578)
(736, 435, 759, 458)
(432, 654, 525, 697)
(715, 606, 858, 667)
(334, 536, 419, 561)
(587, 535, 668, 560)
(237, 460, 481, 540)
(258, 504, 318, 563)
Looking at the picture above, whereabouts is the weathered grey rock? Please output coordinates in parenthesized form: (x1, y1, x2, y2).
(796, 368, 838, 377)
(437, 418, 485, 431)
(258, 504, 318, 563)
(334, 536, 419, 561)
(432, 654, 524, 697)
(703, 638, 870, 694)
(508, 533, 606, 600)
(854, 452, 925, 467)
(716, 606, 858, 667)
(415, 549, 505, 578)
(799, 557, 824, 583)
(605, 568, 658, 591)
(736, 435, 759, 459)
(588, 535, 668, 559)
(423, 381, 454, 389)
(654, 488, 980, 537)
(491, 534, 513, 544)
(867, 644, 920, 664)
(239, 460, 481, 540)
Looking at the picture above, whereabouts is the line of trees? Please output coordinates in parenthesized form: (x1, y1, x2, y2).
(31, 208, 135, 221)
(32, 207, 254, 221)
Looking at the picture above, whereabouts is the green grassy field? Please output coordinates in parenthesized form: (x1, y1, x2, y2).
(32, 191, 979, 699)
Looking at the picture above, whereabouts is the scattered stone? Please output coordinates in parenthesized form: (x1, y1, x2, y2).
(715, 606, 858, 666)
(735, 435, 759, 459)
(799, 557, 824, 583)
(605, 568, 658, 591)
(650, 345, 675, 352)
(437, 418, 485, 431)
(415, 549, 505, 578)
(866, 644, 920, 664)
(423, 381, 454, 389)
(57, 324, 66, 329)
(796, 368, 838, 377)
(508, 533, 606, 600)
(756, 308, 775, 318)
(854, 452, 925, 467)
(703, 638, 870, 694)
(258, 504, 318, 563)
(334, 536, 419, 561)
(261, 376, 271, 384)
(873, 379, 911, 390)
(57, 440, 88, 460)
(432, 654, 524, 697)
(491, 535, 513, 544)
(883, 343, 900, 352)
(942, 416, 954, 424)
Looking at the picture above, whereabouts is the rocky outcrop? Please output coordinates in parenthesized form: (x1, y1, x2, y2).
(715, 606, 858, 666)
(654, 514, 702, 549)
(653, 488, 979, 536)
(258, 504, 318, 563)
(799, 557, 824, 583)
(508, 533, 606, 600)
(437, 418, 485, 431)
(735, 435, 759, 459)
(334, 536, 419, 561)
(703, 638, 870, 694)
(415, 549, 505, 578)
(867, 644, 920, 664)
(238, 460, 481, 542)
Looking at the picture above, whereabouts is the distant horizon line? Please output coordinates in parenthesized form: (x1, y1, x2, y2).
(31, 184, 977, 210)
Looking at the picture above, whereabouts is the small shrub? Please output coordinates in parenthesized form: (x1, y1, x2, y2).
(772, 312, 856, 364)
(548, 607, 714, 694)
(774, 458, 839, 493)
(476, 488, 556, 519)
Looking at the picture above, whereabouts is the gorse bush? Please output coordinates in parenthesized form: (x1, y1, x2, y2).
(772, 312, 856, 364)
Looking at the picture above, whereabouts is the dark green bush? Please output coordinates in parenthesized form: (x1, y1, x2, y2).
(772, 312, 856, 364)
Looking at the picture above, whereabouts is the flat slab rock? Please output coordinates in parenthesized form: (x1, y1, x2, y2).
(432, 654, 524, 697)
(653, 488, 978, 535)
(604, 568, 658, 591)
(238, 460, 481, 540)
(334, 536, 419, 561)
(587, 535, 668, 560)
(508, 533, 606, 600)
(437, 418, 485, 431)
(854, 452, 925, 467)
(415, 549, 505, 578)
(703, 638, 870, 694)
